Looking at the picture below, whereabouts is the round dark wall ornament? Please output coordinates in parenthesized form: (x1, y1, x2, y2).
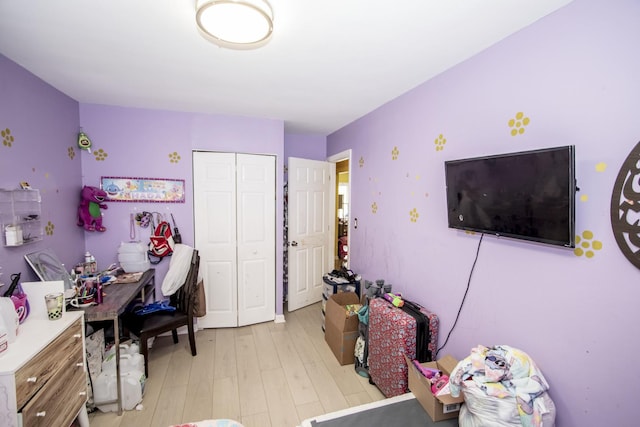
(611, 140, 640, 269)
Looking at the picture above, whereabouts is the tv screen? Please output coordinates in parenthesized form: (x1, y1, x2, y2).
(444, 146, 576, 248)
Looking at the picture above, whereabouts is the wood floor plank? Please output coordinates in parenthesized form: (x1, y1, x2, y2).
(151, 383, 188, 426)
(251, 321, 281, 371)
(242, 412, 272, 427)
(285, 310, 323, 364)
(303, 360, 349, 414)
(188, 327, 216, 384)
(87, 302, 393, 427)
(270, 329, 319, 406)
(235, 333, 269, 416)
(163, 339, 194, 388)
(214, 328, 237, 379)
(345, 390, 376, 406)
(212, 375, 242, 420)
(86, 410, 122, 427)
(183, 376, 214, 422)
(262, 367, 300, 427)
(295, 401, 325, 424)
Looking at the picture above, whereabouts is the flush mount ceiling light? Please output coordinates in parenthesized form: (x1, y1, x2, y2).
(195, 0, 274, 49)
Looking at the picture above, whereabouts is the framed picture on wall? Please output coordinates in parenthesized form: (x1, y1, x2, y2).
(100, 176, 185, 203)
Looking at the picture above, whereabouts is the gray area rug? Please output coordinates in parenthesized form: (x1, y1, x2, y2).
(310, 398, 459, 427)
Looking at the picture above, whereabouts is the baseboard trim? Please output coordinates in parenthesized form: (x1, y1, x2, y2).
(274, 314, 286, 324)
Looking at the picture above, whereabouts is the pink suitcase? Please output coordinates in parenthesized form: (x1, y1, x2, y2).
(367, 298, 417, 397)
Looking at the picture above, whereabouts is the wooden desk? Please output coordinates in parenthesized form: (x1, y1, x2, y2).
(72, 268, 155, 415)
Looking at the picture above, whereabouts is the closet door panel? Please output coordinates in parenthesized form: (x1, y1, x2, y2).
(194, 152, 239, 328)
(237, 154, 275, 326)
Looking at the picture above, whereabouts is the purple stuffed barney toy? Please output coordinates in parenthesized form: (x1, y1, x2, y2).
(77, 185, 108, 232)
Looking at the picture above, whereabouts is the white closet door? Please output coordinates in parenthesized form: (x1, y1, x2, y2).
(193, 152, 238, 328)
(193, 151, 275, 328)
(236, 153, 275, 326)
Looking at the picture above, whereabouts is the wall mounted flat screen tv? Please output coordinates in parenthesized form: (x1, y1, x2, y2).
(444, 146, 576, 248)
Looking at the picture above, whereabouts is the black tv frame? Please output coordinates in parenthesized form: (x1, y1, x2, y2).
(444, 145, 576, 248)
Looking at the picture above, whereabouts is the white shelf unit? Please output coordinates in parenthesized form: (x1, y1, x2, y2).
(0, 189, 43, 247)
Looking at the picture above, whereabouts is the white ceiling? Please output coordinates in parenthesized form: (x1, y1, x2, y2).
(0, 0, 572, 135)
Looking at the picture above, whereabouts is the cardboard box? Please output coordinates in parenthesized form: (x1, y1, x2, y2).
(405, 354, 465, 422)
(324, 292, 361, 365)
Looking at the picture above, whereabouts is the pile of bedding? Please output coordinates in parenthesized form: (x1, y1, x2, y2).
(449, 345, 556, 427)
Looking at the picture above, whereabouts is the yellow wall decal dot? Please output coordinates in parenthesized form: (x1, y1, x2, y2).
(580, 194, 588, 202)
(372, 202, 378, 214)
(595, 162, 607, 172)
(409, 208, 419, 222)
(359, 157, 365, 168)
(434, 134, 447, 151)
(169, 151, 181, 163)
(1, 128, 15, 147)
(508, 111, 531, 136)
(391, 146, 400, 160)
(574, 230, 603, 258)
(45, 221, 55, 236)
(93, 148, 108, 161)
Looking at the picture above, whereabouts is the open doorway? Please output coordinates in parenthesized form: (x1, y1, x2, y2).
(335, 159, 349, 270)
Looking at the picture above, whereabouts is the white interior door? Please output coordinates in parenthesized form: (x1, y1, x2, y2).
(193, 151, 276, 328)
(287, 157, 334, 311)
(236, 153, 275, 326)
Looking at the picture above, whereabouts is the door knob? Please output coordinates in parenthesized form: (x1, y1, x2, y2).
(290, 241, 298, 246)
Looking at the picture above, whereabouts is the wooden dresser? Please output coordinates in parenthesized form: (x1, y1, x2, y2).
(0, 311, 86, 427)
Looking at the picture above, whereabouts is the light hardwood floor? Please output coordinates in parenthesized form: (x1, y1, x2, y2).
(87, 302, 385, 427)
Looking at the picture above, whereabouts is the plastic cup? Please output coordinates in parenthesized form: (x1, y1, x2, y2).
(45, 292, 64, 320)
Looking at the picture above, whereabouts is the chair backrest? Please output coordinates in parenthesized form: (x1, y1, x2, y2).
(170, 249, 200, 316)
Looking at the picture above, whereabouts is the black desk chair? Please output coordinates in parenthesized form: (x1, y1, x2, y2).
(122, 249, 200, 377)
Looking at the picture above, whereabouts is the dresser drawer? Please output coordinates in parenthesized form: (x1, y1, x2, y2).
(20, 352, 86, 427)
(15, 318, 83, 409)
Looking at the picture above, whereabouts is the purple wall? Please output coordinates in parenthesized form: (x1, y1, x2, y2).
(0, 55, 84, 283)
(328, 0, 640, 425)
(79, 104, 285, 314)
(284, 133, 327, 162)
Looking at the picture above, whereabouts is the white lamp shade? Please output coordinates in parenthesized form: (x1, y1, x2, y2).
(196, 0, 273, 49)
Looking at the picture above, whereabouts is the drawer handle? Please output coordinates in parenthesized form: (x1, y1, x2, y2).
(79, 391, 87, 396)
(27, 377, 37, 383)
(36, 411, 46, 417)
(76, 362, 84, 367)
(73, 333, 82, 338)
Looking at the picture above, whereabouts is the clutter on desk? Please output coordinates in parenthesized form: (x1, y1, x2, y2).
(45, 291, 64, 320)
(0, 296, 19, 344)
(4, 272, 30, 323)
(117, 241, 151, 273)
